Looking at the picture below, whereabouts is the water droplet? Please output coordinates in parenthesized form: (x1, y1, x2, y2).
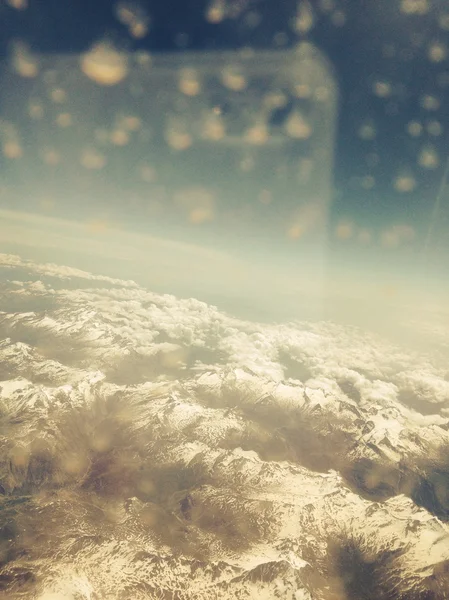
(28, 101, 44, 119)
(427, 120, 443, 136)
(394, 173, 416, 192)
(206, 0, 226, 23)
(50, 88, 67, 103)
(381, 224, 415, 248)
(41, 149, 60, 166)
(221, 66, 247, 91)
(336, 221, 353, 240)
(110, 129, 130, 146)
(407, 120, 422, 136)
(245, 123, 269, 145)
(428, 42, 447, 63)
(400, 0, 429, 15)
(420, 94, 440, 110)
(373, 81, 392, 98)
(6, 0, 27, 10)
(418, 145, 439, 169)
(81, 42, 128, 86)
(294, 0, 314, 34)
(80, 148, 107, 169)
(331, 10, 346, 27)
(174, 186, 215, 224)
(115, 1, 150, 38)
(10, 41, 38, 77)
(361, 175, 375, 189)
(358, 122, 377, 140)
(284, 111, 312, 139)
(179, 69, 201, 96)
(439, 13, 449, 30)
(2, 140, 22, 159)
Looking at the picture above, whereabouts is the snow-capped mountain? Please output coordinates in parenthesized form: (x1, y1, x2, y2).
(0, 253, 448, 599)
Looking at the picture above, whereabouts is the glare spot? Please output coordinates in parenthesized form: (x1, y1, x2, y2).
(221, 66, 247, 91)
(400, 0, 429, 14)
(80, 148, 107, 170)
(10, 41, 38, 77)
(335, 221, 353, 240)
(420, 94, 440, 110)
(50, 88, 67, 103)
(358, 122, 376, 140)
(179, 69, 201, 96)
(394, 173, 416, 192)
(331, 10, 346, 27)
(28, 101, 44, 120)
(284, 111, 312, 139)
(206, 0, 226, 23)
(81, 42, 128, 86)
(294, 0, 314, 34)
(407, 120, 422, 137)
(110, 129, 130, 146)
(428, 41, 447, 62)
(373, 81, 392, 98)
(418, 145, 439, 169)
(427, 120, 443, 136)
(115, 1, 150, 38)
(2, 140, 22, 159)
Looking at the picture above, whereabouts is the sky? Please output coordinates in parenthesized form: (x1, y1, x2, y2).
(0, 0, 448, 329)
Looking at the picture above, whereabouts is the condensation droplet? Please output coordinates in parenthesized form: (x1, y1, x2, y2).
(400, 0, 429, 15)
(81, 42, 128, 86)
(293, 84, 312, 98)
(202, 112, 226, 141)
(80, 148, 107, 170)
(6, 0, 27, 10)
(165, 120, 192, 150)
(294, 0, 314, 34)
(358, 122, 377, 140)
(428, 41, 447, 62)
(284, 111, 312, 139)
(273, 32, 289, 47)
(174, 186, 215, 224)
(123, 115, 141, 131)
(394, 173, 416, 192)
(319, 0, 334, 13)
(139, 163, 157, 182)
(10, 41, 39, 78)
(420, 94, 440, 110)
(418, 145, 439, 169)
(373, 81, 392, 98)
(407, 120, 422, 136)
(427, 120, 443, 136)
(221, 66, 247, 91)
(264, 91, 289, 109)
